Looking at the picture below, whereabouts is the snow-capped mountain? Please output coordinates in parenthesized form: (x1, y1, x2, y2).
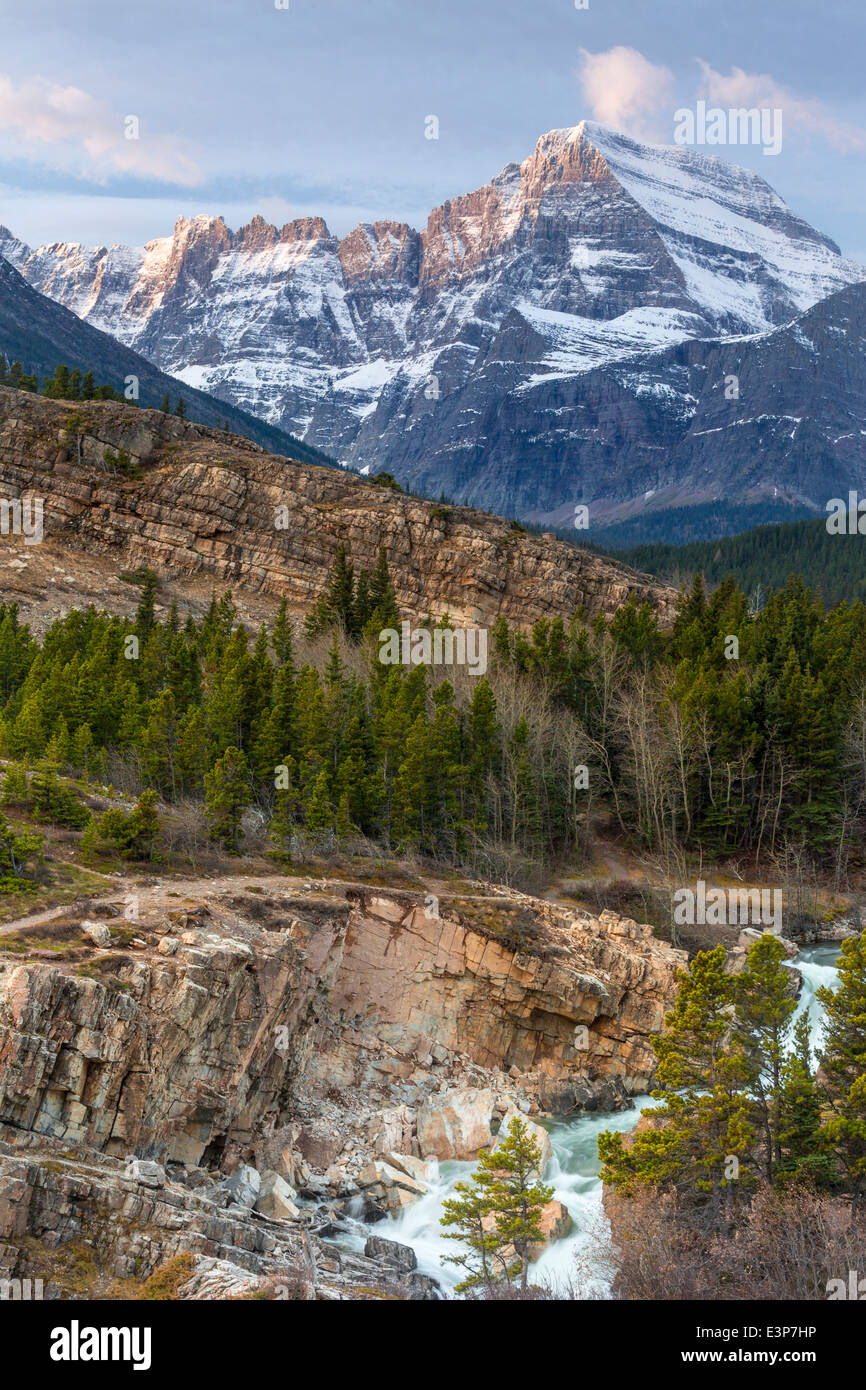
(2, 120, 864, 528)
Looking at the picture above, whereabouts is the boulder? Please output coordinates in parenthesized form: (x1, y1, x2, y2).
(483, 1197, 572, 1262)
(357, 1159, 428, 1212)
(255, 1170, 299, 1220)
(125, 1158, 165, 1189)
(364, 1235, 417, 1271)
(384, 1152, 438, 1185)
(220, 1164, 261, 1210)
(525, 1200, 572, 1260)
(416, 1087, 495, 1160)
(82, 920, 112, 947)
(368, 1104, 415, 1156)
(296, 1124, 342, 1173)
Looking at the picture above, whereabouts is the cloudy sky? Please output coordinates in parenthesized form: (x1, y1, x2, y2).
(1, 0, 864, 259)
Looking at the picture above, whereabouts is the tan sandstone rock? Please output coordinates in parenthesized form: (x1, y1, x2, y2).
(417, 1088, 496, 1160)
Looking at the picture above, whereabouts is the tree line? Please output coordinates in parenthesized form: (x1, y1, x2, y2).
(1, 547, 866, 877)
(0, 356, 192, 420)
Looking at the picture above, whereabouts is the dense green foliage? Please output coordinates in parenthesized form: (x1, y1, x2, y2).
(598, 935, 858, 1205)
(0, 356, 127, 402)
(1, 547, 866, 870)
(0, 809, 43, 892)
(616, 516, 866, 611)
(816, 936, 866, 1202)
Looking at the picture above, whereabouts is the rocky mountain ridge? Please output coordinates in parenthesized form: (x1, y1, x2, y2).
(2, 120, 863, 529)
(0, 256, 334, 468)
(0, 387, 677, 633)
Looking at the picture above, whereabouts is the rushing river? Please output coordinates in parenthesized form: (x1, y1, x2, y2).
(339, 942, 842, 1297)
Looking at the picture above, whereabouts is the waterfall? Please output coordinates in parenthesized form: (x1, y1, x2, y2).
(347, 941, 842, 1297)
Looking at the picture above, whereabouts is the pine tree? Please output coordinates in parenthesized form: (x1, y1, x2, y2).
(204, 746, 252, 851)
(599, 946, 755, 1206)
(367, 545, 399, 631)
(159, 393, 171, 413)
(176, 706, 210, 795)
(777, 1013, 835, 1188)
(466, 677, 501, 830)
(733, 933, 797, 1180)
(0, 810, 42, 887)
(0, 762, 30, 807)
(303, 766, 334, 839)
(441, 1116, 554, 1293)
(328, 543, 356, 636)
(134, 572, 157, 642)
(127, 789, 161, 861)
(269, 756, 299, 860)
(174, 396, 187, 419)
(507, 717, 541, 854)
(271, 598, 294, 666)
(817, 935, 866, 1205)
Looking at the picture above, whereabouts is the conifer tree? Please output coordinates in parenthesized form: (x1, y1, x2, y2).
(599, 946, 755, 1206)
(441, 1116, 554, 1293)
(733, 933, 797, 1180)
(0, 762, 30, 807)
(269, 755, 299, 860)
(777, 1013, 835, 1188)
(176, 706, 210, 795)
(367, 546, 399, 630)
(134, 572, 157, 642)
(817, 935, 866, 1205)
(204, 746, 252, 851)
(0, 811, 42, 887)
(271, 598, 294, 667)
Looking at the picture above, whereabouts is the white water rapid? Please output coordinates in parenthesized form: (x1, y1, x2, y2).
(339, 942, 842, 1298)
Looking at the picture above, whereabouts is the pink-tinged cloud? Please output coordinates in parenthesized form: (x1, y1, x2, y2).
(0, 75, 202, 185)
(577, 47, 674, 140)
(696, 61, 866, 153)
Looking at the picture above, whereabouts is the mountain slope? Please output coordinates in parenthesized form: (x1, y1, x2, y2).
(0, 255, 337, 467)
(3, 120, 863, 526)
(0, 385, 677, 636)
(613, 514, 866, 610)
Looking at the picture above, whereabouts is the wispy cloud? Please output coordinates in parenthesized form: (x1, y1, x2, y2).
(0, 75, 202, 185)
(576, 46, 866, 156)
(695, 62, 866, 154)
(577, 47, 674, 142)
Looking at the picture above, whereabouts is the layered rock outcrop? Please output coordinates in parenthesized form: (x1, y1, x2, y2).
(0, 879, 685, 1165)
(0, 388, 677, 633)
(0, 874, 685, 1295)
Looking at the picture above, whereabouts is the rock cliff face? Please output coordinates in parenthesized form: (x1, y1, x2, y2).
(0, 875, 685, 1297)
(0, 388, 677, 633)
(3, 120, 862, 528)
(0, 878, 685, 1159)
